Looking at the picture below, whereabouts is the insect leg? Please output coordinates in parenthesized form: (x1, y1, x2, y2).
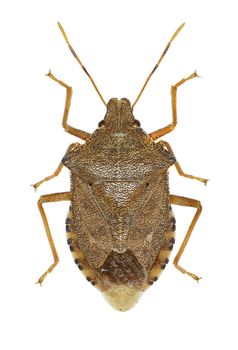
(36, 191, 71, 285)
(32, 142, 79, 190)
(47, 70, 90, 141)
(160, 140, 208, 185)
(149, 71, 199, 140)
(170, 194, 202, 282)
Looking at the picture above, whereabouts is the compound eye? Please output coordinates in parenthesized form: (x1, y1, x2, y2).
(121, 98, 131, 106)
(133, 119, 141, 127)
(98, 120, 106, 127)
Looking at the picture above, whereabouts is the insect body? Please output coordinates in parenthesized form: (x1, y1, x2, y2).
(33, 23, 207, 311)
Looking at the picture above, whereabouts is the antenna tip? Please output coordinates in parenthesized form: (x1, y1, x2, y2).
(57, 21, 62, 30)
(57, 21, 69, 44)
(178, 22, 186, 32)
(180, 23, 186, 31)
(170, 22, 186, 42)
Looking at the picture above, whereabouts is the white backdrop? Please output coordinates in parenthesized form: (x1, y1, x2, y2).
(1, 0, 237, 349)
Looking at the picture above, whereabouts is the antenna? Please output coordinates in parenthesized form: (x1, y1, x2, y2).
(132, 23, 185, 109)
(57, 22, 107, 106)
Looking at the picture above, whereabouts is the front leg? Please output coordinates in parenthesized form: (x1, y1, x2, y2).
(47, 71, 90, 141)
(149, 71, 199, 141)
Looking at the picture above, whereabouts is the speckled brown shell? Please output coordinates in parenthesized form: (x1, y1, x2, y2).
(62, 98, 176, 311)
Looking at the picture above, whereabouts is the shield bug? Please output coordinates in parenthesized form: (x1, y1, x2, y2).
(33, 22, 207, 311)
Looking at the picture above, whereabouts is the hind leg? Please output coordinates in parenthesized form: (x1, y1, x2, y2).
(170, 194, 202, 281)
(36, 191, 71, 285)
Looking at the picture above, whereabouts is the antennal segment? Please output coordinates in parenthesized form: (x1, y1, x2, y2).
(132, 23, 185, 109)
(57, 22, 107, 106)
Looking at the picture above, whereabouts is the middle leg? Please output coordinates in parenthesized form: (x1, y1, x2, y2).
(32, 142, 79, 190)
(160, 140, 208, 185)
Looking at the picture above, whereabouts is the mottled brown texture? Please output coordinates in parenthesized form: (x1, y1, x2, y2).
(34, 25, 206, 309)
(100, 250, 146, 285)
(62, 98, 176, 292)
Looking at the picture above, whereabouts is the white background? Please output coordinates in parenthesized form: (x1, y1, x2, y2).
(1, 0, 237, 349)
